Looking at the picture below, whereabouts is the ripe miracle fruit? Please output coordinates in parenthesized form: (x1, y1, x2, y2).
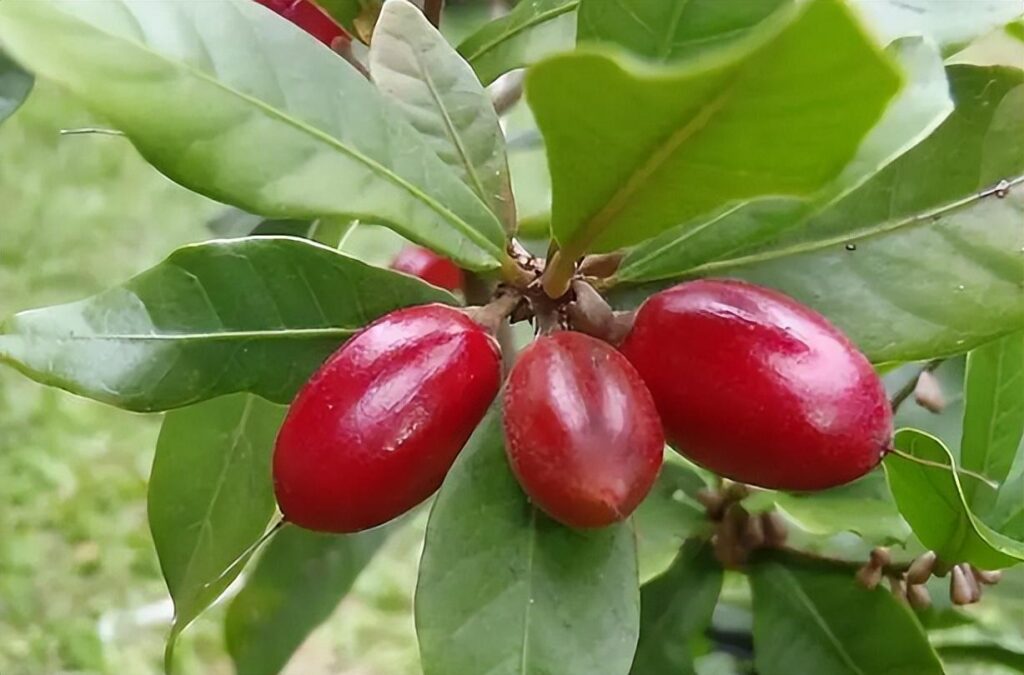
(273, 304, 501, 533)
(504, 331, 664, 528)
(619, 279, 892, 491)
(390, 246, 464, 292)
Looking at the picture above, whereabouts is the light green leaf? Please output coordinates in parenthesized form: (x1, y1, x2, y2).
(528, 0, 900, 261)
(634, 458, 710, 584)
(148, 393, 286, 668)
(225, 526, 389, 675)
(0, 237, 455, 412)
(578, 0, 788, 63)
(317, 0, 378, 37)
(961, 333, 1024, 511)
(851, 0, 1023, 55)
(750, 559, 944, 675)
(416, 405, 641, 675)
(612, 65, 1024, 364)
(884, 428, 1024, 569)
(370, 0, 515, 230)
(458, 0, 577, 86)
(0, 0, 506, 269)
(630, 541, 722, 675)
(0, 50, 32, 125)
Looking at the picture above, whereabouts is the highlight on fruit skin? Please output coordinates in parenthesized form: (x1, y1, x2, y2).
(390, 246, 464, 292)
(503, 331, 664, 528)
(620, 278, 892, 492)
(273, 304, 501, 533)
(254, 0, 350, 46)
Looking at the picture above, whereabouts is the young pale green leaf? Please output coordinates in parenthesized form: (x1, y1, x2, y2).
(370, 0, 515, 230)
(578, 0, 788, 63)
(0, 237, 455, 412)
(884, 428, 1024, 569)
(528, 0, 901, 262)
(317, 0, 378, 37)
(630, 541, 722, 675)
(148, 394, 286, 668)
(458, 0, 577, 86)
(0, 50, 32, 125)
(225, 525, 389, 675)
(416, 405, 641, 675)
(851, 0, 1023, 55)
(750, 559, 944, 675)
(961, 333, 1024, 511)
(612, 65, 1024, 364)
(0, 0, 506, 270)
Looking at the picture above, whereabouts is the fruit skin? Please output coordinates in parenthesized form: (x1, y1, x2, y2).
(504, 331, 664, 528)
(255, 0, 349, 46)
(391, 246, 464, 292)
(619, 279, 892, 491)
(274, 304, 500, 533)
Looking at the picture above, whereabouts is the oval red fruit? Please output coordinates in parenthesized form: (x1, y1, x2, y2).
(391, 246, 464, 292)
(504, 331, 664, 528)
(619, 279, 892, 491)
(255, 0, 349, 46)
(274, 304, 500, 532)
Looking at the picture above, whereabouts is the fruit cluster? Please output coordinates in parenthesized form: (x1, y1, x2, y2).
(273, 246, 893, 534)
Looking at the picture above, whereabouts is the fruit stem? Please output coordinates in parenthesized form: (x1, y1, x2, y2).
(762, 546, 912, 577)
(886, 446, 999, 490)
(200, 518, 289, 593)
(465, 291, 522, 335)
(889, 359, 945, 413)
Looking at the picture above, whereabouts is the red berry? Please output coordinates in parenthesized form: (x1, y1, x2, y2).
(255, 0, 349, 46)
(620, 279, 892, 491)
(391, 246, 464, 292)
(503, 331, 664, 528)
(274, 304, 500, 532)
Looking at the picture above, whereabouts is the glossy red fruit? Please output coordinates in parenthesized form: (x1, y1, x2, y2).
(391, 246, 464, 292)
(504, 331, 664, 528)
(255, 0, 350, 46)
(274, 304, 500, 532)
(619, 279, 892, 491)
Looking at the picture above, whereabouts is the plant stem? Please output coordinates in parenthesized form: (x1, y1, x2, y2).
(764, 546, 911, 577)
(540, 249, 577, 298)
(890, 358, 944, 413)
(423, 0, 444, 27)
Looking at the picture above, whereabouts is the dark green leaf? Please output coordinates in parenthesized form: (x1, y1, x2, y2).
(750, 559, 944, 675)
(317, 0, 378, 37)
(527, 0, 900, 261)
(633, 458, 710, 583)
(225, 525, 389, 675)
(458, 0, 577, 86)
(578, 0, 788, 63)
(0, 50, 32, 125)
(370, 0, 515, 230)
(148, 394, 286, 666)
(884, 428, 1024, 569)
(630, 541, 722, 675)
(416, 405, 641, 675)
(0, 0, 506, 269)
(0, 237, 455, 412)
(852, 0, 1023, 54)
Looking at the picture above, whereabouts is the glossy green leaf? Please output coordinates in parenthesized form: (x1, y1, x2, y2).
(634, 458, 710, 583)
(612, 65, 1024, 364)
(458, 0, 577, 86)
(578, 0, 788, 63)
(961, 333, 1024, 511)
(416, 405, 641, 675)
(148, 393, 286, 668)
(370, 0, 515, 230)
(528, 0, 900, 261)
(0, 50, 32, 125)
(0, 0, 506, 269)
(630, 541, 722, 675)
(317, 0, 378, 36)
(225, 526, 389, 675)
(750, 559, 944, 675)
(851, 0, 1023, 54)
(0, 237, 455, 412)
(987, 437, 1024, 539)
(884, 428, 1024, 569)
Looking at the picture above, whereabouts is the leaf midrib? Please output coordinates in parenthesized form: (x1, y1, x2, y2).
(778, 568, 866, 675)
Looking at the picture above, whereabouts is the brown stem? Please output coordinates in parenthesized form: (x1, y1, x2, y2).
(491, 71, 524, 116)
(331, 37, 370, 79)
(890, 359, 944, 413)
(423, 0, 444, 27)
(764, 546, 912, 577)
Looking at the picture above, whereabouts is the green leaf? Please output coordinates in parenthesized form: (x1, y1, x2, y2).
(851, 0, 1023, 55)
(0, 237, 455, 412)
(0, 0, 506, 269)
(961, 333, 1024, 511)
(884, 428, 1024, 569)
(416, 405, 641, 675)
(619, 35, 952, 282)
(578, 0, 788, 63)
(0, 50, 32, 125)
(630, 541, 722, 675)
(527, 0, 900, 261)
(458, 0, 577, 86)
(611, 65, 1024, 364)
(370, 0, 515, 230)
(225, 525, 389, 675)
(147, 394, 286, 667)
(750, 559, 944, 675)
(633, 458, 710, 583)
(317, 0, 378, 36)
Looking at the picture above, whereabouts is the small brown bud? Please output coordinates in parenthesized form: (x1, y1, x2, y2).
(950, 564, 978, 605)
(906, 551, 937, 585)
(741, 510, 766, 549)
(566, 280, 614, 340)
(971, 566, 1003, 585)
(914, 370, 946, 413)
(856, 563, 883, 590)
(870, 547, 892, 568)
(889, 576, 908, 602)
(696, 488, 725, 520)
(762, 512, 789, 547)
(907, 583, 932, 610)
